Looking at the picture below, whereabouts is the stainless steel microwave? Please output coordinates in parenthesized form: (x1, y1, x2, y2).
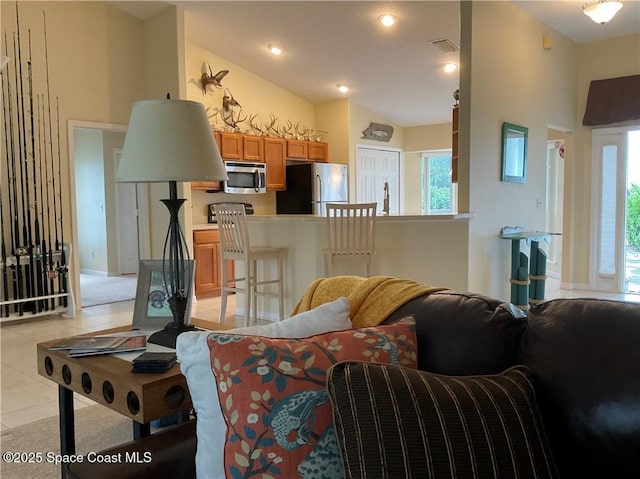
(223, 161, 267, 194)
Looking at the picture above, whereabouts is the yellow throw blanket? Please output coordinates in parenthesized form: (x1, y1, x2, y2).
(291, 276, 446, 328)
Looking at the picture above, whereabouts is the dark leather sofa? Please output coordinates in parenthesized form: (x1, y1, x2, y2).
(68, 291, 640, 479)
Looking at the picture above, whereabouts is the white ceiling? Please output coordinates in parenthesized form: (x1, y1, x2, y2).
(113, 1, 640, 127)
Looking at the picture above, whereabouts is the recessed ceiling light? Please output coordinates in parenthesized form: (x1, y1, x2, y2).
(268, 45, 283, 56)
(378, 14, 395, 27)
(443, 63, 459, 73)
(337, 84, 349, 93)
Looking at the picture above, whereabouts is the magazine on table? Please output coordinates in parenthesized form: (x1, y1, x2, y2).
(50, 333, 147, 357)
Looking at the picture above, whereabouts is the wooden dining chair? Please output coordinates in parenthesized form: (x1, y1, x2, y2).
(325, 202, 377, 277)
(213, 203, 285, 326)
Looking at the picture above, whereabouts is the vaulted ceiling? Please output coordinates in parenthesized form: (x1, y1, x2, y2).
(113, 1, 640, 127)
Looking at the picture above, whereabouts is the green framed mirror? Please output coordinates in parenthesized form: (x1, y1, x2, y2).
(501, 122, 528, 183)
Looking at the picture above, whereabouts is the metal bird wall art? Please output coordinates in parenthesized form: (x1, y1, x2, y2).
(200, 63, 228, 94)
(222, 88, 241, 111)
(195, 72, 327, 140)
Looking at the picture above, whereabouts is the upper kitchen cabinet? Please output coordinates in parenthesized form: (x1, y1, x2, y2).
(286, 139, 329, 162)
(308, 142, 328, 162)
(243, 135, 264, 161)
(219, 132, 244, 160)
(192, 131, 223, 191)
(286, 139, 308, 159)
(264, 137, 286, 190)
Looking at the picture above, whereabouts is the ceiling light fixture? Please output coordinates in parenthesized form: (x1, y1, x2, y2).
(443, 63, 459, 73)
(337, 84, 349, 93)
(268, 45, 283, 55)
(378, 14, 395, 27)
(583, 1, 623, 24)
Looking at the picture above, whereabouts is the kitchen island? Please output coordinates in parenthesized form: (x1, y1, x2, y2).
(236, 213, 474, 320)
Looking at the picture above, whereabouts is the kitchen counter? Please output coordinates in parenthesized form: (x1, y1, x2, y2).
(192, 223, 218, 230)
(247, 213, 475, 222)
(219, 212, 474, 320)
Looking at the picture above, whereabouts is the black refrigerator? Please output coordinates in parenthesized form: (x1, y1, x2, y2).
(276, 163, 348, 215)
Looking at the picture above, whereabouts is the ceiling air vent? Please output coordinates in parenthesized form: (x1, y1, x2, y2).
(430, 38, 459, 54)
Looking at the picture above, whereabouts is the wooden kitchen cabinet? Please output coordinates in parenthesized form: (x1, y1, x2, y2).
(191, 131, 224, 191)
(243, 135, 264, 161)
(286, 139, 308, 159)
(264, 137, 286, 190)
(193, 229, 233, 298)
(308, 142, 328, 162)
(219, 132, 244, 160)
(191, 181, 222, 191)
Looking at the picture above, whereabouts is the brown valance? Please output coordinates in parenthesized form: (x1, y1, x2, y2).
(582, 74, 640, 126)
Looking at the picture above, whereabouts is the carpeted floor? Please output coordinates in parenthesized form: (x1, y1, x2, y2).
(0, 405, 132, 479)
(80, 273, 137, 308)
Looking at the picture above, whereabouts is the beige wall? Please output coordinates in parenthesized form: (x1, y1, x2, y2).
(404, 123, 452, 153)
(4, 2, 638, 310)
(185, 43, 316, 128)
(402, 122, 454, 215)
(1, 1, 149, 307)
(0, 2, 187, 308)
(315, 99, 350, 165)
(184, 42, 317, 218)
(463, 1, 577, 300)
(139, 6, 185, 259)
(566, 33, 640, 287)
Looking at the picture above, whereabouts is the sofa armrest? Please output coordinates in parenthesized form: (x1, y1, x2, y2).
(66, 419, 196, 479)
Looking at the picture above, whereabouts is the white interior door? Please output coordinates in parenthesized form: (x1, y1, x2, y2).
(545, 140, 564, 275)
(591, 128, 627, 292)
(356, 146, 400, 215)
(114, 149, 141, 274)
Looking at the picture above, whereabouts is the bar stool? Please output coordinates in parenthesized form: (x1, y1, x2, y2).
(325, 202, 377, 277)
(213, 204, 285, 326)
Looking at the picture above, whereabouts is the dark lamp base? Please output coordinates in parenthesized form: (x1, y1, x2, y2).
(148, 322, 198, 349)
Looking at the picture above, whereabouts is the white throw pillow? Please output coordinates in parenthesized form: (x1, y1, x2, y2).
(176, 296, 351, 479)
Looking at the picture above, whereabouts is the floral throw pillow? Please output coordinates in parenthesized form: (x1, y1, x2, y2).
(207, 317, 417, 479)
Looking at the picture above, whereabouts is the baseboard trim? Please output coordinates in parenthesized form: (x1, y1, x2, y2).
(560, 282, 590, 290)
(80, 269, 107, 276)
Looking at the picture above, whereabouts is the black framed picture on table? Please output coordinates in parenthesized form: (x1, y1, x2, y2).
(132, 259, 195, 330)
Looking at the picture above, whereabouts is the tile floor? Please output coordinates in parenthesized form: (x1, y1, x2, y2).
(1, 282, 638, 433)
(0, 294, 253, 432)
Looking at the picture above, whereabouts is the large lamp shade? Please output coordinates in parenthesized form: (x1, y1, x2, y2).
(116, 99, 227, 183)
(114, 98, 227, 348)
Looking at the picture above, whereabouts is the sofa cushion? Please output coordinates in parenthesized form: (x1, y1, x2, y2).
(207, 317, 417, 479)
(520, 298, 640, 478)
(327, 362, 559, 479)
(385, 290, 527, 375)
(176, 297, 352, 479)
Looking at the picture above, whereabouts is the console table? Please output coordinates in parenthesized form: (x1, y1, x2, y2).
(500, 227, 560, 309)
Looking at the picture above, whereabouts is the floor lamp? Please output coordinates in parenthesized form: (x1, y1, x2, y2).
(116, 99, 227, 348)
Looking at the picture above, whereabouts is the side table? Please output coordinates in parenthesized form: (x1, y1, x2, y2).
(499, 227, 560, 309)
(37, 326, 192, 478)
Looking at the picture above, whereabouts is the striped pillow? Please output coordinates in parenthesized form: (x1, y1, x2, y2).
(326, 363, 559, 479)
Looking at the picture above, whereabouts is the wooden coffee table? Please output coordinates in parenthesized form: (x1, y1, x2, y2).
(37, 320, 231, 478)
